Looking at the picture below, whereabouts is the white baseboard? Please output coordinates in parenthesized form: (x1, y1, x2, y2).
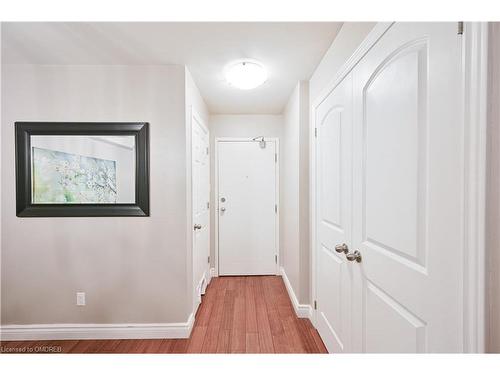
(209, 267, 216, 278)
(280, 267, 313, 320)
(2, 269, 217, 342)
(0, 314, 195, 341)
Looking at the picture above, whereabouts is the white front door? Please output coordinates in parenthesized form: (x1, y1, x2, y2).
(217, 139, 278, 275)
(192, 111, 210, 305)
(350, 23, 463, 352)
(315, 74, 354, 353)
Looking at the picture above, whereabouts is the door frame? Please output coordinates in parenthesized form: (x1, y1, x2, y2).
(309, 22, 488, 352)
(190, 108, 210, 312)
(214, 137, 280, 276)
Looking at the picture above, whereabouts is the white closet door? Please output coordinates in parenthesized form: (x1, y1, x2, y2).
(350, 23, 463, 352)
(315, 74, 354, 353)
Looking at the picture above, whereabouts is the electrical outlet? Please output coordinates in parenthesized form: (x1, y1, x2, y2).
(76, 292, 86, 306)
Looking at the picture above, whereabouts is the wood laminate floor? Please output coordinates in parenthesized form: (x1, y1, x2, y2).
(0, 276, 327, 354)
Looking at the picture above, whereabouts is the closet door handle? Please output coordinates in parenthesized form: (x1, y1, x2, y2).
(335, 243, 349, 254)
(345, 250, 362, 263)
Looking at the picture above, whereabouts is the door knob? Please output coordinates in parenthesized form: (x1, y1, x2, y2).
(194, 224, 202, 230)
(335, 243, 349, 254)
(220, 207, 226, 212)
(345, 250, 362, 263)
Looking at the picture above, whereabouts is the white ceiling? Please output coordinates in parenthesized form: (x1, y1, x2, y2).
(1, 22, 342, 114)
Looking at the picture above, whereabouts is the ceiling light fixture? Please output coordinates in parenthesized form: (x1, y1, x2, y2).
(224, 59, 267, 90)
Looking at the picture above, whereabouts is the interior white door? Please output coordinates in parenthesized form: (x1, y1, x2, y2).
(192, 112, 210, 304)
(350, 23, 463, 352)
(315, 74, 354, 353)
(218, 140, 277, 275)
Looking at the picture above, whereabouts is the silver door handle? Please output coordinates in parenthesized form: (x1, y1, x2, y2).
(345, 250, 362, 263)
(335, 243, 349, 254)
(194, 224, 202, 230)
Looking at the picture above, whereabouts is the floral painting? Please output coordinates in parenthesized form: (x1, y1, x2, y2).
(32, 147, 117, 204)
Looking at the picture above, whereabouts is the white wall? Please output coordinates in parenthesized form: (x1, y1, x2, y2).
(1, 64, 192, 325)
(282, 86, 300, 296)
(273, 22, 377, 308)
(281, 81, 310, 304)
(208, 115, 283, 271)
(185, 68, 209, 126)
(298, 83, 310, 305)
(487, 22, 500, 353)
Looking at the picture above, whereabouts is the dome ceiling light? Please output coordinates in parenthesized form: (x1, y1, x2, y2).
(224, 59, 267, 90)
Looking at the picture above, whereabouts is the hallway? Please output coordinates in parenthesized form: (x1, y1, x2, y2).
(0, 276, 327, 354)
(0, 20, 491, 358)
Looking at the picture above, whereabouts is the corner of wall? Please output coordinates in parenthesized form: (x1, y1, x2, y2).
(184, 65, 210, 321)
(298, 81, 310, 305)
(280, 80, 312, 306)
(0, 22, 3, 326)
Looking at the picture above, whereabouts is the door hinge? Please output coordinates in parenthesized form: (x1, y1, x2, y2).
(208, 256, 210, 264)
(314, 300, 317, 310)
(274, 204, 277, 213)
(275, 255, 278, 264)
(314, 128, 317, 138)
(458, 21, 464, 35)
(207, 201, 210, 209)
(206, 147, 209, 155)
(275, 153, 277, 163)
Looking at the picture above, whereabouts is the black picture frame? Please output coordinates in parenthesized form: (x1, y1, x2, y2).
(15, 122, 150, 217)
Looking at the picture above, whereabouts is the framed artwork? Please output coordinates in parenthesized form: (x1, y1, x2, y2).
(15, 122, 150, 217)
